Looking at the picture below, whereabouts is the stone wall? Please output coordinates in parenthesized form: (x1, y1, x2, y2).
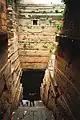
(61, 1, 80, 39)
(41, 24, 80, 120)
(0, 3, 64, 119)
(41, 2, 80, 120)
(51, 1, 80, 119)
(52, 37, 80, 120)
(18, 4, 63, 70)
(0, 0, 7, 32)
(0, 2, 23, 120)
(18, 24, 54, 69)
(0, 0, 8, 69)
(40, 54, 75, 120)
(7, 2, 23, 112)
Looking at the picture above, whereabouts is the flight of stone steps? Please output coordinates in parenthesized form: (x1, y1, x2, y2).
(12, 100, 55, 120)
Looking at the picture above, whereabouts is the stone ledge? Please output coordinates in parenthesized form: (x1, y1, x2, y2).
(19, 56, 49, 63)
(18, 49, 50, 56)
(21, 62, 48, 69)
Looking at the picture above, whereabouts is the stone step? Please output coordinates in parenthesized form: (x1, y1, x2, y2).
(12, 101, 54, 120)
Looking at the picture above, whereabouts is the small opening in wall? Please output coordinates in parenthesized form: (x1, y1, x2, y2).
(33, 20, 38, 25)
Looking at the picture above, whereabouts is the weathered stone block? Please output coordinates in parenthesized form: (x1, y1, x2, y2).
(20, 56, 49, 63)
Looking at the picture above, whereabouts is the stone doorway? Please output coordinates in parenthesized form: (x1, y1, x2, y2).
(21, 69, 45, 100)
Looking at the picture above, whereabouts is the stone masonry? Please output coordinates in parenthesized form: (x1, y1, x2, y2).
(0, 1, 22, 120)
(18, 4, 64, 70)
(0, 2, 64, 120)
(40, 54, 75, 120)
(41, 1, 80, 120)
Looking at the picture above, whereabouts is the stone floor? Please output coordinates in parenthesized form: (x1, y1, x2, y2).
(12, 100, 55, 120)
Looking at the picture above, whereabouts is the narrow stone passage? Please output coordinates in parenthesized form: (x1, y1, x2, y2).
(12, 101, 54, 120)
